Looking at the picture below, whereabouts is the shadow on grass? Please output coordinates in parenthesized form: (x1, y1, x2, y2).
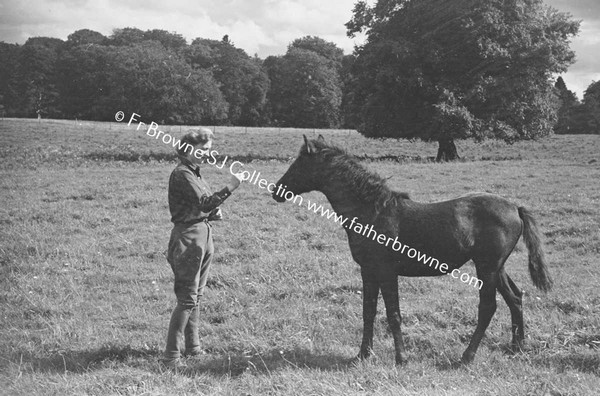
(176, 347, 355, 378)
(434, 359, 465, 371)
(532, 351, 600, 375)
(434, 341, 600, 375)
(4, 344, 160, 374)
(433, 338, 520, 371)
(434, 338, 546, 371)
(5, 344, 355, 377)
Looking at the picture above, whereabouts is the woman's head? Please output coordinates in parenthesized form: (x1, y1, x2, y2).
(178, 127, 214, 163)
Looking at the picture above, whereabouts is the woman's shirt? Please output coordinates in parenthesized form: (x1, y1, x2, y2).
(168, 160, 231, 225)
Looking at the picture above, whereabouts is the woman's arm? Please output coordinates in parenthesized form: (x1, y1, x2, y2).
(179, 171, 231, 215)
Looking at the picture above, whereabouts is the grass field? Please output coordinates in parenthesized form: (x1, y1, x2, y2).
(0, 118, 599, 395)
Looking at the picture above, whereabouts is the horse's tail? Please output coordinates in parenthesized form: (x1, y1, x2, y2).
(518, 206, 552, 292)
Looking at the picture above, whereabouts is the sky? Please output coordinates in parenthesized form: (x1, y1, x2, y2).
(0, 0, 598, 99)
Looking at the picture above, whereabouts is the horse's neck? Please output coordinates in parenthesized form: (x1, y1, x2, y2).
(320, 176, 377, 225)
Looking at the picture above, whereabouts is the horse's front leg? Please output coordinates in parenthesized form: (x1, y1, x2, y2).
(381, 279, 405, 365)
(358, 277, 380, 360)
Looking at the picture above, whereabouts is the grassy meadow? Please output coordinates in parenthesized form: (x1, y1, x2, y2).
(0, 118, 599, 395)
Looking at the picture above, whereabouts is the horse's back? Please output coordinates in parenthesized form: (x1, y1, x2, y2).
(451, 192, 521, 226)
(408, 192, 519, 221)
(386, 192, 522, 270)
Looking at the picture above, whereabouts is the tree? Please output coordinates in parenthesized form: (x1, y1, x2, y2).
(144, 29, 187, 53)
(105, 28, 187, 52)
(346, 0, 580, 160)
(108, 27, 146, 46)
(8, 37, 64, 118)
(265, 38, 343, 128)
(340, 54, 360, 128)
(582, 81, 600, 134)
(66, 29, 107, 47)
(554, 76, 580, 134)
(0, 42, 20, 116)
(554, 79, 600, 134)
(289, 36, 344, 66)
(185, 38, 269, 125)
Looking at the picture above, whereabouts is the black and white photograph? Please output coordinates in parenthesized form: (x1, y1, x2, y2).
(0, 0, 599, 394)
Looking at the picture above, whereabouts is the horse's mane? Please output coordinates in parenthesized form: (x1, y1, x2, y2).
(308, 139, 410, 210)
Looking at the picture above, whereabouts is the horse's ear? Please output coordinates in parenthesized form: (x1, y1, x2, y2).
(317, 134, 325, 142)
(303, 134, 316, 154)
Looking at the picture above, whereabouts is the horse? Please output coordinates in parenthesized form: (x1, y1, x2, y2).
(271, 135, 552, 365)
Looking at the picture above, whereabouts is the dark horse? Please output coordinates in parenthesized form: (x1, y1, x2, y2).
(272, 135, 552, 365)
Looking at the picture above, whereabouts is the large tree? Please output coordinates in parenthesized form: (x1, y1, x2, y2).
(185, 37, 269, 126)
(265, 37, 343, 128)
(346, 0, 580, 160)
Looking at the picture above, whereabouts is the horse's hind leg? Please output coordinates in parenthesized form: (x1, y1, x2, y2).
(381, 280, 405, 365)
(497, 270, 524, 351)
(461, 264, 499, 364)
(358, 277, 380, 360)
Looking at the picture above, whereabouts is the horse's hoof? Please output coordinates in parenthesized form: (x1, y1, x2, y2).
(352, 349, 374, 365)
(354, 354, 368, 362)
(460, 352, 474, 365)
(395, 357, 405, 366)
(510, 341, 525, 354)
(350, 355, 366, 366)
(357, 348, 373, 360)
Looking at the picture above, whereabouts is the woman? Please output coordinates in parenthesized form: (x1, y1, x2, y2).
(162, 127, 243, 368)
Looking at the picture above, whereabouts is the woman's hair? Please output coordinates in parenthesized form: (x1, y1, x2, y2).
(177, 128, 214, 158)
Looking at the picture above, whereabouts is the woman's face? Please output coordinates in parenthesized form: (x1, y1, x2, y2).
(189, 140, 213, 165)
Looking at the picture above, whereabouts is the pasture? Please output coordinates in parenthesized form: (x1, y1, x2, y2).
(0, 118, 599, 395)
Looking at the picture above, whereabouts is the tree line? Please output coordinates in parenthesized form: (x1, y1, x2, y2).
(554, 77, 600, 135)
(0, 28, 346, 128)
(0, 0, 597, 159)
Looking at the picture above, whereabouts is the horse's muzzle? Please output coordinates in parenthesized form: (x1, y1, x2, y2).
(272, 191, 286, 203)
(272, 183, 287, 202)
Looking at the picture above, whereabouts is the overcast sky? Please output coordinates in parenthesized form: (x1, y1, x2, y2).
(0, 0, 597, 98)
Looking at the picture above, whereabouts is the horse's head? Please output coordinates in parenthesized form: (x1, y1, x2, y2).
(272, 134, 326, 203)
